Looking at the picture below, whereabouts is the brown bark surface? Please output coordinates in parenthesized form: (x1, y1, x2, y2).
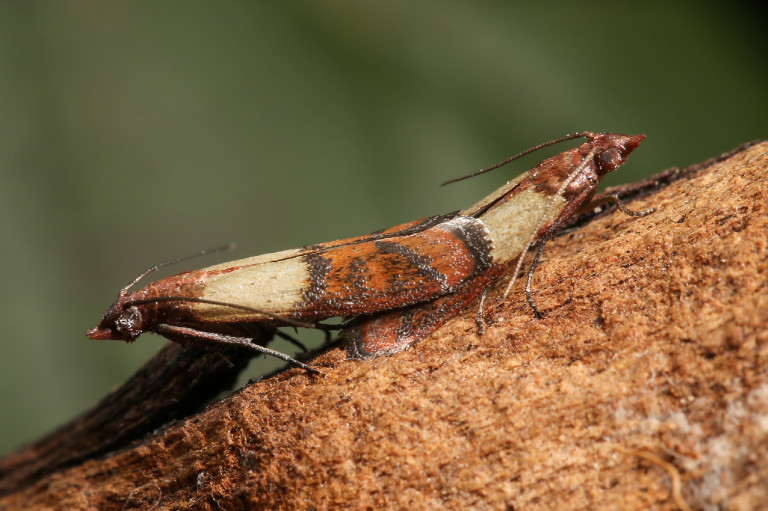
(2, 141, 767, 510)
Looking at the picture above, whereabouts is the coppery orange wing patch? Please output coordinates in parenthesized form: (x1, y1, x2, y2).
(295, 216, 493, 318)
(345, 266, 504, 357)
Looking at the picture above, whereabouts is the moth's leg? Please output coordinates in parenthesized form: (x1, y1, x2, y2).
(156, 324, 322, 375)
(588, 193, 655, 217)
(522, 194, 654, 318)
(476, 287, 490, 335)
(525, 240, 548, 319)
(230, 322, 310, 355)
(524, 195, 652, 318)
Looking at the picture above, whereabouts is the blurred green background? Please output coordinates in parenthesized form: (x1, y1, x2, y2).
(1, 1, 766, 455)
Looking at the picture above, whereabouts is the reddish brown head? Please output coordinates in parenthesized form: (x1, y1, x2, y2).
(86, 288, 151, 342)
(86, 249, 220, 343)
(588, 132, 645, 177)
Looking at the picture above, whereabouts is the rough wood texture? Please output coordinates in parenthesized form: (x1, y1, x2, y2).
(2, 141, 766, 510)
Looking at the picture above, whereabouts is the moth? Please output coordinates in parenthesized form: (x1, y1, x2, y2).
(88, 132, 651, 372)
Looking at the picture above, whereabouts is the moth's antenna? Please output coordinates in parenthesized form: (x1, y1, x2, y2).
(122, 243, 237, 292)
(441, 132, 593, 186)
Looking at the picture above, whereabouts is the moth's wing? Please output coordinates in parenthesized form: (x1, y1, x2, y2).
(309, 212, 460, 250)
(201, 213, 459, 272)
(344, 266, 504, 358)
(295, 215, 494, 318)
(186, 213, 492, 323)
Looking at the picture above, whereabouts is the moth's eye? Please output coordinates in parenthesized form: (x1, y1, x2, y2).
(115, 307, 143, 337)
(599, 147, 622, 170)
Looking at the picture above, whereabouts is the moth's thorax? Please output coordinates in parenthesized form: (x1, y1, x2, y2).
(527, 145, 592, 197)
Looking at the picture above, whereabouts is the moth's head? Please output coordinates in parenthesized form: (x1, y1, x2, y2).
(592, 133, 645, 176)
(86, 290, 148, 342)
